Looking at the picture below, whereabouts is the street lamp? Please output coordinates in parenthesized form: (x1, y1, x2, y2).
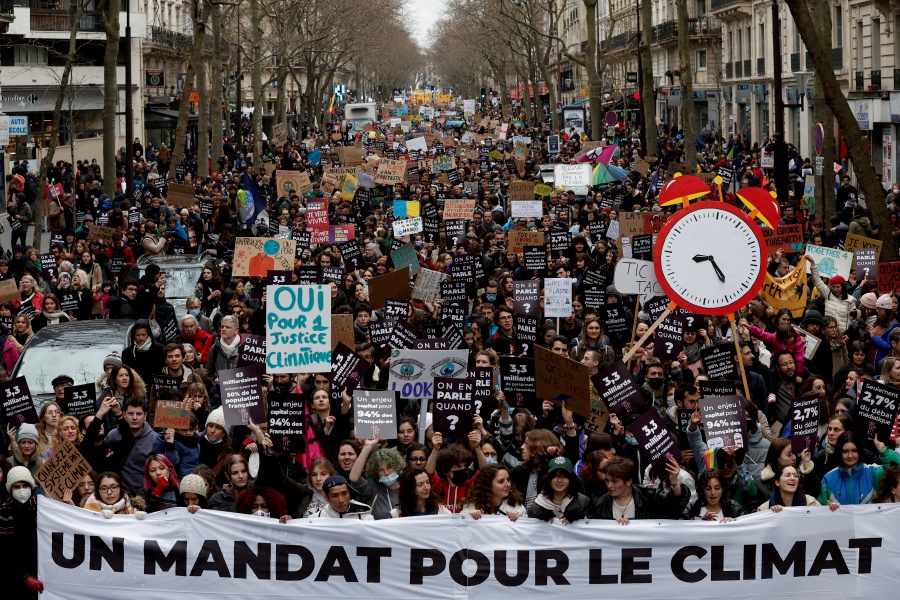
(794, 71, 810, 111)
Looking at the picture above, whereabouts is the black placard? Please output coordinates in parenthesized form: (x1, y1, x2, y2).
(267, 392, 306, 453)
(791, 394, 820, 455)
(516, 314, 539, 357)
(159, 313, 178, 344)
(698, 380, 738, 398)
(294, 265, 318, 285)
(523, 245, 547, 273)
(219, 365, 265, 426)
(599, 304, 629, 335)
(152, 374, 181, 393)
(499, 356, 538, 412)
(588, 220, 607, 241)
(653, 314, 684, 361)
(237, 333, 266, 373)
(319, 265, 344, 284)
(384, 298, 410, 320)
(631, 234, 652, 258)
(591, 362, 646, 418)
(63, 383, 97, 419)
(550, 229, 570, 256)
(265, 270, 292, 287)
(338, 240, 365, 272)
(58, 291, 80, 315)
(331, 342, 371, 392)
(433, 377, 475, 436)
(0, 377, 37, 426)
(700, 395, 749, 449)
(440, 280, 468, 303)
(716, 165, 734, 187)
(440, 319, 466, 350)
(293, 230, 311, 260)
(700, 343, 738, 380)
(855, 379, 900, 442)
(855, 249, 878, 282)
(581, 284, 606, 309)
(631, 409, 682, 473)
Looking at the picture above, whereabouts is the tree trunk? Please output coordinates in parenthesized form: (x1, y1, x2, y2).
(250, 0, 263, 163)
(581, 0, 602, 141)
(677, 0, 696, 171)
(639, 0, 658, 155)
(809, 0, 834, 220)
(274, 63, 287, 128)
(36, 0, 87, 251)
(784, 0, 891, 257)
(100, 0, 120, 198)
(197, 44, 209, 178)
(210, 4, 223, 173)
(516, 67, 532, 124)
(171, 0, 211, 168)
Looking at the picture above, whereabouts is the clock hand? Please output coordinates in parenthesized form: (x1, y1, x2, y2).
(709, 257, 726, 282)
(692, 254, 711, 262)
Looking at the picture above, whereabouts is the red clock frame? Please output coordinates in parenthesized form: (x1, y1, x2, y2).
(652, 201, 767, 316)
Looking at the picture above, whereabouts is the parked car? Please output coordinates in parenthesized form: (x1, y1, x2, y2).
(11, 320, 133, 408)
(128, 251, 223, 321)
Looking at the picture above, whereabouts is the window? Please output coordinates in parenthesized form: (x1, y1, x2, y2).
(834, 7, 842, 48)
(871, 19, 880, 70)
(746, 27, 751, 57)
(856, 21, 863, 70)
(15, 45, 48, 65)
(728, 31, 734, 63)
(738, 29, 743, 60)
(794, 23, 800, 53)
(696, 0, 706, 19)
(697, 49, 708, 70)
(759, 23, 765, 58)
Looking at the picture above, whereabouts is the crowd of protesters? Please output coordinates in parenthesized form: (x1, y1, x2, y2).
(0, 99, 898, 598)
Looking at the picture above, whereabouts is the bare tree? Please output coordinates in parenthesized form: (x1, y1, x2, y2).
(638, 0, 657, 153)
(171, 0, 212, 167)
(676, 0, 696, 171)
(99, 0, 120, 197)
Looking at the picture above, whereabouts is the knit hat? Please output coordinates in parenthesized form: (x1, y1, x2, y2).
(205, 407, 226, 430)
(876, 294, 894, 310)
(861, 292, 878, 310)
(16, 423, 39, 444)
(104, 351, 122, 370)
(800, 309, 824, 327)
(829, 275, 846, 286)
(179, 474, 207, 499)
(6, 465, 35, 492)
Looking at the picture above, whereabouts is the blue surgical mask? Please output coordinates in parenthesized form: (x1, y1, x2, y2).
(379, 472, 400, 486)
(485, 457, 498, 465)
(188, 309, 201, 317)
(625, 435, 638, 446)
(485, 293, 497, 301)
(671, 367, 683, 380)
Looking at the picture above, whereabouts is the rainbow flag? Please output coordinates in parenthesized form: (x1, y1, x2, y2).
(703, 448, 716, 470)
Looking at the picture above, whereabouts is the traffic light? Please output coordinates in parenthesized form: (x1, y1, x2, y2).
(480, 87, 486, 98)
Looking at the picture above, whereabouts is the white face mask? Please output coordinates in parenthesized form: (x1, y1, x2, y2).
(12, 488, 32, 503)
(252, 509, 269, 518)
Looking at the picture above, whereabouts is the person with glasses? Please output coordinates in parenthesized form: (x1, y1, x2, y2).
(405, 443, 428, 470)
(82, 471, 147, 518)
(492, 305, 517, 354)
(62, 470, 99, 508)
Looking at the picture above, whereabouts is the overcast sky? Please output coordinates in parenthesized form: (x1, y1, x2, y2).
(407, 0, 446, 47)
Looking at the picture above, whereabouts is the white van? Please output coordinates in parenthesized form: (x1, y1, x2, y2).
(345, 102, 378, 133)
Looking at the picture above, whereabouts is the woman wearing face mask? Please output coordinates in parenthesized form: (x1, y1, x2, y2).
(0, 467, 44, 599)
(207, 455, 252, 512)
(82, 471, 147, 518)
(138, 454, 180, 512)
(350, 436, 404, 520)
(235, 486, 288, 520)
(527, 457, 590, 524)
(393, 467, 451, 517)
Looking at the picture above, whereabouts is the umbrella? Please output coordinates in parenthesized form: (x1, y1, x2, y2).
(658, 173, 711, 209)
(735, 187, 781, 228)
(592, 162, 628, 185)
(576, 144, 618, 164)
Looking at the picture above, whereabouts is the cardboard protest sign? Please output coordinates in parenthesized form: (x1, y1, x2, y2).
(631, 410, 682, 472)
(165, 183, 196, 208)
(153, 400, 191, 429)
(272, 122, 287, 147)
(0, 279, 18, 303)
(265, 285, 331, 374)
(433, 377, 475, 436)
(368, 266, 411, 309)
(387, 348, 468, 399)
(700, 395, 748, 449)
(34, 440, 92, 501)
(791, 395, 820, 455)
(854, 249, 878, 282)
(375, 158, 407, 185)
(411, 268, 446, 303)
(805, 245, 852, 279)
(878, 262, 900, 295)
(278, 171, 304, 197)
(844, 232, 882, 261)
(591, 362, 646, 418)
(443, 199, 476, 220)
(700, 344, 737, 380)
(267, 393, 306, 453)
(63, 384, 96, 419)
(534, 345, 590, 416)
(219, 365, 265, 426)
(761, 224, 804, 254)
(544, 278, 573, 318)
(613, 258, 664, 297)
(509, 181, 535, 201)
(87, 225, 117, 243)
(233, 238, 296, 277)
(331, 342, 371, 392)
(0, 377, 37, 426)
(618, 212, 644, 237)
(237, 333, 266, 373)
(508, 230, 544, 254)
(331, 314, 355, 350)
(654, 313, 684, 361)
(354, 389, 399, 439)
(855, 379, 900, 441)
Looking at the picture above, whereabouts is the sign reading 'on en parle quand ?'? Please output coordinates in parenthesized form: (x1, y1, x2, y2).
(266, 285, 331, 374)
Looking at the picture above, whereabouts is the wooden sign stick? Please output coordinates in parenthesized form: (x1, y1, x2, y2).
(622, 302, 675, 363)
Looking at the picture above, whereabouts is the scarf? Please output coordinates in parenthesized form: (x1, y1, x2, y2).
(135, 337, 153, 352)
(98, 496, 128, 513)
(42, 309, 66, 325)
(829, 338, 844, 352)
(684, 341, 702, 364)
(219, 333, 241, 358)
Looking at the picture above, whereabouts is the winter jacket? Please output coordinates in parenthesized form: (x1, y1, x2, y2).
(688, 423, 770, 479)
(820, 447, 900, 505)
(0, 338, 20, 375)
(82, 492, 146, 516)
(309, 499, 374, 519)
(527, 492, 590, 522)
(809, 264, 858, 334)
(461, 499, 525, 518)
(254, 451, 313, 518)
(848, 216, 878, 238)
(208, 484, 243, 512)
(683, 498, 746, 520)
(104, 420, 156, 495)
(585, 483, 689, 520)
(748, 324, 806, 374)
(350, 475, 399, 520)
(756, 494, 819, 510)
(176, 328, 215, 364)
(137, 484, 178, 513)
(151, 431, 201, 479)
(868, 324, 900, 367)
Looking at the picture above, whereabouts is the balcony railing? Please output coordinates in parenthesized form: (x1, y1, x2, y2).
(30, 8, 103, 31)
(855, 71, 863, 91)
(651, 17, 721, 43)
(790, 52, 800, 72)
(735, 60, 743, 77)
(757, 57, 764, 75)
(832, 47, 843, 70)
(146, 25, 192, 51)
(870, 70, 881, 90)
(725, 62, 732, 78)
(605, 31, 638, 52)
(710, 0, 749, 11)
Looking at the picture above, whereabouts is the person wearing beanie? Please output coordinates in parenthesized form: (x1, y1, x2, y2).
(0, 466, 43, 598)
(179, 473, 208, 514)
(198, 407, 234, 472)
(8, 424, 42, 477)
(807, 256, 858, 334)
(868, 294, 900, 367)
(103, 350, 123, 375)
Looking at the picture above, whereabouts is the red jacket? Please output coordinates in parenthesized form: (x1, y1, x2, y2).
(104, 245, 136, 273)
(180, 328, 214, 363)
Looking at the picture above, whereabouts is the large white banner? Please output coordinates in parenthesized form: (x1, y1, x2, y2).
(38, 497, 898, 599)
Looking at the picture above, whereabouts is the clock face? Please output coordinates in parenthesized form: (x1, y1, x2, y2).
(654, 201, 766, 315)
